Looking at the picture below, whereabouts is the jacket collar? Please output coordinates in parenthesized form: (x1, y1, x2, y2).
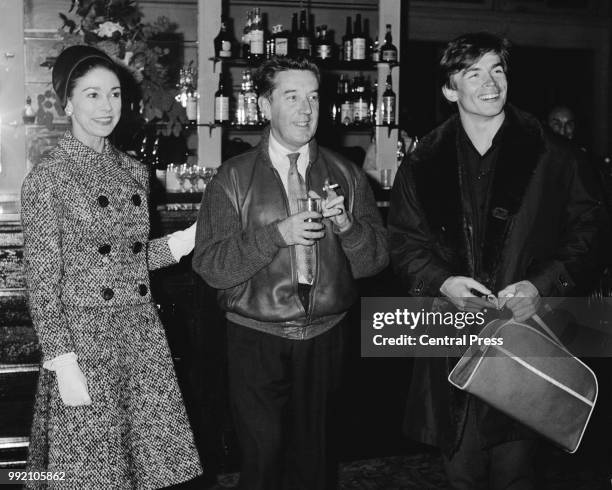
(57, 130, 147, 190)
(258, 126, 320, 168)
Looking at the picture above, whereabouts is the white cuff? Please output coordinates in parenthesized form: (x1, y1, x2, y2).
(43, 352, 78, 371)
(167, 222, 197, 261)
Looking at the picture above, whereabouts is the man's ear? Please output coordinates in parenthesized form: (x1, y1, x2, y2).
(442, 85, 458, 103)
(259, 96, 271, 121)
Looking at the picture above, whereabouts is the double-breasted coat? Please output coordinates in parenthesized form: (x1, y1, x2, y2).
(388, 106, 604, 456)
(21, 131, 202, 489)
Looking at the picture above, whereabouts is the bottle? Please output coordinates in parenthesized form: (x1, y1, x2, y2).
(368, 78, 376, 124)
(342, 16, 352, 62)
(352, 14, 366, 61)
(340, 75, 353, 126)
(244, 70, 259, 125)
(184, 68, 198, 122)
(352, 75, 369, 125)
(272, 24, 289, 56)
(241, 10, 251, 59)
(381, 24, 398, 63)
(214, 74, 230, 124)
(236, 74, 247, 125)
(214, 17, 232, 58)
(363, 18, 373, 60)
(381, 73, 396, 126)
(371, 34, 380, 63)
(296, 9, 311, 57)
(249, 7, 264, 60)
(290, 13, 299, 56)
(315, 25, 333, 61)
(23, 96, 36, 124)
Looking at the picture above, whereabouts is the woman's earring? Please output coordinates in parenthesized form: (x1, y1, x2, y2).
(65, 107, 73, 117)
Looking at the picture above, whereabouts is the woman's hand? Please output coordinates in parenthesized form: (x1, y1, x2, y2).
(44, 353, 92, 407)
(167, 221, 197, 261)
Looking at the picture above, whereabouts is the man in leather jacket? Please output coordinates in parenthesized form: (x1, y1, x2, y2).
(388, 33, 603, 489)
(193, 56, 388, 490)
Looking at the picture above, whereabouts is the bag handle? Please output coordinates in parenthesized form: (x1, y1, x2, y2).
(531, 313, 564, 347)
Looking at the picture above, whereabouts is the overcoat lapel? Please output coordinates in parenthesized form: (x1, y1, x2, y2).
(410, 106, 544, 287)
(481, 108, 544, 287)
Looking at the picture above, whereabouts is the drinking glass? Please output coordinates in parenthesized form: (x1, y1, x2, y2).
(297, 197, 323, 223)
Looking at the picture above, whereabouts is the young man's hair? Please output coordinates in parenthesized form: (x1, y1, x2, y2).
(254, 56, 320, 99)
(439, 32, 511, 89)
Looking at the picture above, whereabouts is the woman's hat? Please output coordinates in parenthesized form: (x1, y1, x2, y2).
(52, 45, 114, 107)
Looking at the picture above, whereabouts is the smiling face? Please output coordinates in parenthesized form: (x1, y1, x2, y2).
(442, 51, 507, 125)
(65, 66, 121, 148)
(259, 69, 319, 151)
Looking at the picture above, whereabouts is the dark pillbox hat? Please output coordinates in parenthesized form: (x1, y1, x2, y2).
(52, 45, 114, 107)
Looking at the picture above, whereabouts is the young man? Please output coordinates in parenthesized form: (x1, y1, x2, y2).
(389, 33, 603, 489)
(193, 57, 388, 490)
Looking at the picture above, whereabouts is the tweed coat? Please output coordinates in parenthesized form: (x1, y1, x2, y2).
(388, 106, 604, 456)
(21, 131, 202, 489)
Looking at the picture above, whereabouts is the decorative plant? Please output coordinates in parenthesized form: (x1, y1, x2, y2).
(56, 0, 188, 136)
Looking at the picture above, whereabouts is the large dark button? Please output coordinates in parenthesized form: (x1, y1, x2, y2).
(98, 195, 109, 207)
(132, 241, 143, 254)
(131, 194, 142, 206)
(102, 288, 114, 301)
(414, 280, 424, 294)
(138, 284, 148, 296)
(98, 244, 111, 255)
(558, 275, 569, 288)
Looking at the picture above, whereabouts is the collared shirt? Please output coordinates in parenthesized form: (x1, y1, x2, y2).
(268, 132, 310, 193)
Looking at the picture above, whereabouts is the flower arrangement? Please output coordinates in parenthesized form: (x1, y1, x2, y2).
(57, 0, 188, 136)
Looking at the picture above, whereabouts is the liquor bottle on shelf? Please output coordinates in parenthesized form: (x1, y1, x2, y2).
(380, 24, 398, 63)
(176, 65, 198, 122)
(272, 24, 290, 56)
(364, 18, 373, 61)
(290, 13, 298, 56)
(214, 17, 232, 59)
(214, 74, 230, 124)
(369, 78, 377, 125)
(352, 14, 366, 61)
(236, 73, 247, 125)
(371, 34, 380, 62)
(241, 10, 252, 59)
(340, 75, 353, 126)
(296, 9, 311, 58)
(381, 73, 396, 126)
(249, 7, 264, 61)
(244, 70, 259, 125)
(352, 75, 369, 125)
(342, 16, 352, 62)
(315, 25, 333, 61)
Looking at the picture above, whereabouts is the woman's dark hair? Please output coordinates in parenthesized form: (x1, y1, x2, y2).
(440, 32, 511, 89)
(65, 57, 120, 101)
(254, 56, 320, 99)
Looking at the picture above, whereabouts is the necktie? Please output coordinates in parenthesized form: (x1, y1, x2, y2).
(287, 152, 315, 285)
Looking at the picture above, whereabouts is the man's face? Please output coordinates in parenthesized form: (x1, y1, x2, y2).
(442, 52, 507, 123)
(259, 69, 319, 151)
(547, 107, 575, 140)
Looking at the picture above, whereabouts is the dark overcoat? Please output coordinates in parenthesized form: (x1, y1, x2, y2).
(21, 131, 202, 489)
(388, 106, 604, 456)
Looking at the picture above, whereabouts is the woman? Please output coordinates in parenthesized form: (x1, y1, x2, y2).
(21, 45, 202, 488)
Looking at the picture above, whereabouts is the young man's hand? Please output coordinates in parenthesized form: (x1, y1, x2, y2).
(497, 280, 540, 322)
(440, 276, 495, 312)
